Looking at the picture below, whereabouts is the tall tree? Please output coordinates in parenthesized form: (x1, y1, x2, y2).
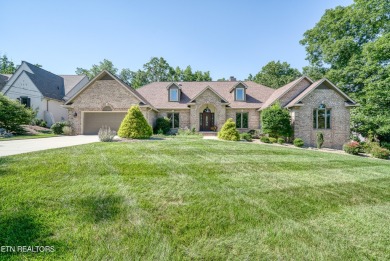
(0, 55, 16, 74)
(76, 59, 118, 79)
(300, 0, 390, 141)
(143, 57, 173, 82)
(302, 66, 328, 81)
(252, 61, 301, 88)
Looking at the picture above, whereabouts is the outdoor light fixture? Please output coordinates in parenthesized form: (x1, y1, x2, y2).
(73, 112, 78, 117)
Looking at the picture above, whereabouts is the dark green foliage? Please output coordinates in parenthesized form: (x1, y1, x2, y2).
(343, 141, 360, 155)
(380, 142, 390, 150)
(277, 137, 285, 144)
(252, 61, 301, 88)
(118, 105, 152, 139)
(316, 132, 324, 149)
(261, 102, 292, 138)
(31, 118, 47, 128)
(240, 133, 252, 142)
(300, 0, 390, 142)
(217, 118, 239, 141)
(260, 136, 271, 143)
(0, 93, 35, 133)
(154, 117, 171, 134)
(248, 129, 261, 139)
(269, 137, 277, 143)
(293, 138, 304, 148)
(370, 146, 390, 159)
(50, 121, 70, 134)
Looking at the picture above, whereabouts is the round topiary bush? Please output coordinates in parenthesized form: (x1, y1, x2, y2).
(269, 137, 277, 143)
(277, 137, 284, 144)
(118, 105, 152, 139)
(260, 136, 270, 143)
(218, 118, 239, 141)
(293, 138, 304, 147)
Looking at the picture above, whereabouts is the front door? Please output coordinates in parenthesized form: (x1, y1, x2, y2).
(200, 112, 214, 131)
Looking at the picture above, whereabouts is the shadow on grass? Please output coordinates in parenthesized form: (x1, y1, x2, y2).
(78, 195, 124, 223)
(0, 211, 64, 259)
(0, 157, 12, 176)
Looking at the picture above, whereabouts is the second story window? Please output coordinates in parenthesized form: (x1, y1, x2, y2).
(235, 87, 245, 101)
(18, 96, 31, 108)
(169, 88, 179, 102)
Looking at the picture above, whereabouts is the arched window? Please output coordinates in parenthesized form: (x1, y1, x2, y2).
(313, 104, 331, 129)
(203, 107, 211, 113)
(102, 106, 112, 111)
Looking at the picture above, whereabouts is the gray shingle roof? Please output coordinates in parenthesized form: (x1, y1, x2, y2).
(23, 62, 65, 100)
(60, 75, 88, 95)
(136, 81, 275, 109)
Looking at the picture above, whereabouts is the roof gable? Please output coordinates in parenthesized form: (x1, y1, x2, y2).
(189, 86, 229, 104)
(229, 82, 248, 93)
(65, 70, 153, 109)
(260, 76, 313, 110)
(285, 78, 357, 108)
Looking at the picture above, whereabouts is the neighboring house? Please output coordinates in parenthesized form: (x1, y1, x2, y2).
(65, 70, 357, 149)
(1, 61, 88, 126)
(0, 74, 12, 90)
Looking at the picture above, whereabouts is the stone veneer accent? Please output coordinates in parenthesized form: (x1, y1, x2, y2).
(189, 89, 227, 131)
(290, 83, 351, 149)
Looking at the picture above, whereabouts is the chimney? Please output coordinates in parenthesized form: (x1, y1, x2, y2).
(229, 76, 236, 81)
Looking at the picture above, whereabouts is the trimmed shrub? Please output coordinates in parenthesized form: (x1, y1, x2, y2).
(51, 121, 70, 134)
(269, 137, 277, 143)
(316, 132, 324, 149)
(98, 126, 116, 142)
(277, 137, 284, 144)
(31, 118, 47, 128)
(118, 105, 152, 139)
(260, 136, 270, 143)
(0, 93, 35, 133)
(240, 133, 252, 142)
(343, 141, 360, 155)
(154, 117, 171, 134)
(217, 118, 240, 141)
(293, 138, 304, 147)
(370, 146, 390, 159)
(248, 129, 261, 139)
(62, 126, 73, 136)
(261, 102, 292, 138)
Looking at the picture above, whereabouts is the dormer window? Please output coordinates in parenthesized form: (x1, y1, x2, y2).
(167, 84, 181, 102)
(235, 87, 245, 101)
(170, 88, 178, 101)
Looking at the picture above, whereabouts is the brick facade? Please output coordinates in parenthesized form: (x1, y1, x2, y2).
(290, 83, 351, 149)
(66, 72, 354, 149)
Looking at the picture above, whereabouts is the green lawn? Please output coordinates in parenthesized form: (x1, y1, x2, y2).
(0, 133, 56, 141)
(0, 139, 389, 260)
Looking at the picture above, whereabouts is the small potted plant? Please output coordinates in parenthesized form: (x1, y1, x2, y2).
(210, 125, 218, 132)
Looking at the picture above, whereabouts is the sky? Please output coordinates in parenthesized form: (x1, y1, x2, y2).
(0, 0, 353, 80)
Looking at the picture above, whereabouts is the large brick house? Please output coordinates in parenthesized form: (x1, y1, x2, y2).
(64, 70, 357, 149)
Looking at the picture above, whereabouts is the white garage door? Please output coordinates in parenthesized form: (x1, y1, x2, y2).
(83, 112, 127, 135)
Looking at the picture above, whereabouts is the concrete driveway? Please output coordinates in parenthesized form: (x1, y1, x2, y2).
(0, 135, 99, 157)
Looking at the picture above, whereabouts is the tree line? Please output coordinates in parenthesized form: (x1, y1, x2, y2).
(1, 0, 388, 142)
